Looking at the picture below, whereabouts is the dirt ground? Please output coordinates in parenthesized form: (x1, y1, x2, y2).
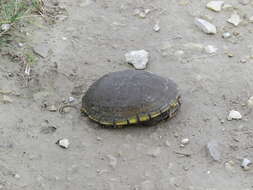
(1, 0, 253, 189)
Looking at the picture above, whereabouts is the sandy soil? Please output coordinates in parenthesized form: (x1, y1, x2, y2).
(1, 0, 253, 189)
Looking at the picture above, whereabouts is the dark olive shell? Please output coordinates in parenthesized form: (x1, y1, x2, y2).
(82, 70, 181, 126)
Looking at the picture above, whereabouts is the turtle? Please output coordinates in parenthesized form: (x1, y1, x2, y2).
(81, 70, 181, 127)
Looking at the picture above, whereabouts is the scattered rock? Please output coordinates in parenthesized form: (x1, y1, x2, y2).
(153, 23, 160, 32)
(1, 24, 11, 32)
(2, 95, 13, 104)
(194, 18, 217, 34)
(222, 32, 231, 39)
(206, 1, 224, 12)
(48, 105, 57, 112)
(207, 140, 221, 161)
(147, 147, 161, 157)
(134, 9, 150, 18)
(204, 45, 218, 54)
(227, 110, 242, 121)
(181, 138, 190, 146)
(241, 158, 252, 171)
(33, 43, 50, 58)
(57, 138, 70, 149)
(125, 50, 149, 70)
(13, 173, 21, 179)
(140, 180, 155, 190)
(165, 140, 171, 147)
(107, 155, 117, 169)
(247, 96, 253, 107)
(68, 96, 75, 103)
(227, 12, 241, 26)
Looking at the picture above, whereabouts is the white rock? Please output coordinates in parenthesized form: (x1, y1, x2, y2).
(206, 1, 224, 12)
(68, 96, 75, 103)
(204, 45, 218, 54)
(125, 50, 149, 70)
(222, 32, 231, 39)
(227, 110, 242, 121)
(153, 24, 160, 32)
(181, 138, 190, 145)
(241, 158, 252, 171)
(194, 18, 217, 34)
(227, 13, 241, 26)
(1, 24, 11, 32)
(57, 138, 70, 149)
(247, 96, 253, 107)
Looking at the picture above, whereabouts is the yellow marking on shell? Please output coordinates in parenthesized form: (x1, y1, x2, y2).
(160, 105, 170, 113)
(115, 120, 128, 126)
(150, 111, 161, 118)
(139, 115, 150, 122)
(99, 121, 113, 125)
(80, 107, 87, 113)
(128, 117, 138, 124)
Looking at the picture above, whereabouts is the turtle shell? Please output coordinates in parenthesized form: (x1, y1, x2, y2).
(82, 70, 181, 126)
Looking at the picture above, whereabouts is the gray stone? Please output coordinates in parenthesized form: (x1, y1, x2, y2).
(33, 43, 50, 58)
(57, 138, 70, 149)
(227, 12, 241, 26)
(195, 18, 217, 34)
(147, 147, 161, 157)
(206, 1, 224, 12)
(241, 158, 252, 171)
(125, 50, 149, 70)
(227, 110, 242, 121)
(207, 140, 221, 161)
(1, 24, 11, 32)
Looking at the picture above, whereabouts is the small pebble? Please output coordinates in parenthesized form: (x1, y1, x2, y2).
(153, 24, 160, 32)
(68, 96, 75, 103)
(194, 18, 217, 34)
(227, 110, 242, 121)
(125, 50, 149, 70)
(222, 32, 231, 39)
(227, 12, 241, 26)
(204, 45, 217, 54)
(247, 96, 253, 107)
(57, 138, 70, 149)
(140, 180, 155, 190)
(1, 24, 11, 32)
(241, 158, 252, 171)
(207, 140, 221, 161)
(181, 138, 190, 146)
(206, 1, 224, 12)
(14, 174, 21, 179)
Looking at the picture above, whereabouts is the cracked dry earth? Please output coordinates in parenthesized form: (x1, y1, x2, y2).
(1, 0, 253, 189)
